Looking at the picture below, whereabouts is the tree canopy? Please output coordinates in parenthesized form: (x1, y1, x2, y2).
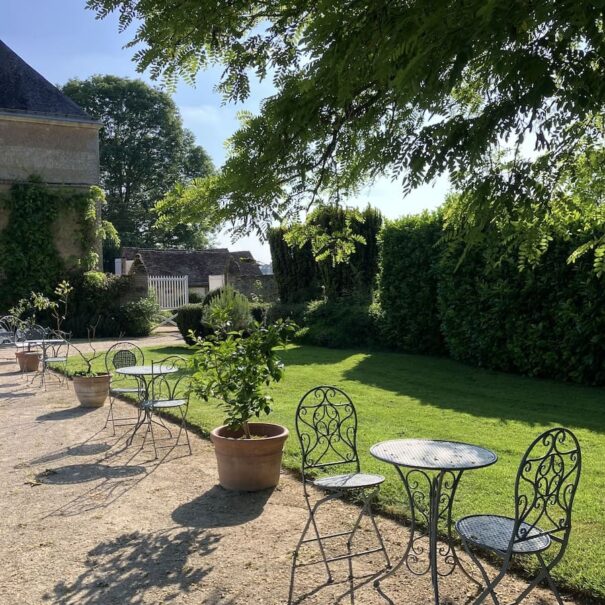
(62, 75, 216, 258)
(88, 1, 605, 264)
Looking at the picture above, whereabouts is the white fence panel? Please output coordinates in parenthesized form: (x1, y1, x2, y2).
(148, 275, 189, 310)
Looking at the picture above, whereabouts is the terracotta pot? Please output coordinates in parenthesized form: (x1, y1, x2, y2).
(73, 374, 111, 408)
(15, 351, 40, 372)
(210, 422, 289, 491)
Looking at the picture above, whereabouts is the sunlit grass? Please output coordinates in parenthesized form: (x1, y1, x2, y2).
(64, 343, 605, 598)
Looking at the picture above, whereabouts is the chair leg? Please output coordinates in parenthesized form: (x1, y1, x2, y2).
(288, 493, 337, 605)
(147, 410, 158, 458)
(460, 537, 502, 605)
(364, 490, 391, 569)
(511, 553, 563, 605)
(179, 405, 192, 454)
(104, 396, 116, 436)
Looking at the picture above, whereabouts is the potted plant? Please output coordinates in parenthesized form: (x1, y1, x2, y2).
(10, 281, 73, 372)
(70, 321, 111, 408)
(191, 315, 296, 491)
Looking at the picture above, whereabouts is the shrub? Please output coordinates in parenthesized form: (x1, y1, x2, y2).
(189, 291, 203, 303)
(116, 296, 158, 337)
(176, 303, 206, 345)
(250, 302, 271, 323)
(265, 302, 308, 326)
(379, 211, 446, 354)
(203, 286, 252, 331)
(298, 298, 380, 348)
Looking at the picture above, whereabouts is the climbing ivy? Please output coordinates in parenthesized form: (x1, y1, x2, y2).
(0, 177, 104, 309)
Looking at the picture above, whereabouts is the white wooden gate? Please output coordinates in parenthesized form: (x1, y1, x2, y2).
(148, 275, 189, 310)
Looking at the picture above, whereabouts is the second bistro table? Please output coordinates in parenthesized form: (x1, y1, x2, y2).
(115, 365, 178, 445)
(370, 439, 497, 604)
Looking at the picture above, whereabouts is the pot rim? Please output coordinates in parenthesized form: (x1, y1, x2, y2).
(72, 373, 111, 380)
(211, 422, 289, 441)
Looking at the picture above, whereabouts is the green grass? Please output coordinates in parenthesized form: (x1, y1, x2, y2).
(65, 344, 605, 599)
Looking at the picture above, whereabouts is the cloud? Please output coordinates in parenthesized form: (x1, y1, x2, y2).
(180, 105, 223, 125)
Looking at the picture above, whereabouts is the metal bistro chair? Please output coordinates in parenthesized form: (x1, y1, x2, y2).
(456, 427, 582, 605)
(289, 386, 390, 604)
(104, 342, 145, 435)
(37, 330, 70, 389)
(15, 324, 49, 375)
(0, 315, 21, 347)
(140, 355, 192, 458)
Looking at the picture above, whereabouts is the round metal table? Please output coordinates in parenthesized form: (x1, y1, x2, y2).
(370, 439, 497, 604)
(115, 365, 178, 444)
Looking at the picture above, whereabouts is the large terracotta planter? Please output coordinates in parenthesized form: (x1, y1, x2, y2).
(210, 422, 289, 491)
(15, 351, 40, 372)
(73, 374, 111, 408)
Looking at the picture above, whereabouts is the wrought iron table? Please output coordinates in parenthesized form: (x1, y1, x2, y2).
(115, 365, 178, 444)
(370, 439, 497, 604)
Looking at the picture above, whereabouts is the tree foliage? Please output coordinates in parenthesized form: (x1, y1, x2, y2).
(89, 0, 605, 266)
(62, 75, 216, 256)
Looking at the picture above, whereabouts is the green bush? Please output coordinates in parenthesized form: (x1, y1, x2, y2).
(117, 296, 158, 337)
(379, 211, 446, 354)
(298, 299, 380, 348)
(438, 234, 605, 384)
(265, 302, 308, 326)
(203, 286, 252, 331)
(188, 291, 203, 303)
(60, 271, 157, 338)
(176, 303, 206, 345)
(250, 302, 271, 323)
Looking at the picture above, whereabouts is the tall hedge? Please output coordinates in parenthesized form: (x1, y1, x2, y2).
(310, 205, 383, 300)
(380, 209, 605, 384)
(268, 227, 320, 303)
(438, 233, 605, 384)
(379, 211, 446, 354)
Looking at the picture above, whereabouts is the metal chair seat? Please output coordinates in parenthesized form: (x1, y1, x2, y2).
(313, 472, 385, 491)
(45, 356, 67, 363)
(142, 398, 187, 410)
(457, 514, 551, 554)
(110, 386, 140, 394)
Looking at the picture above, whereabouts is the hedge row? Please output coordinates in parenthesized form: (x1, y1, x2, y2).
(379, 212, 605, 385)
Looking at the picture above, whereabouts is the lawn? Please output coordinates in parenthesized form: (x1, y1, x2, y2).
(66, 343, 605, 599)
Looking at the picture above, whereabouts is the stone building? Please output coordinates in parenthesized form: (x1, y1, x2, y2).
(0, 39, 101, 266)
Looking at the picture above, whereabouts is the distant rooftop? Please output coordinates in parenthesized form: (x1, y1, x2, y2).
(0, 39, 96, 123)
(121, 247, 262, 287)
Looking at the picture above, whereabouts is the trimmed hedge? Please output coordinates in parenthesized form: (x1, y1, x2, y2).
(379, 212, 446, 354)
(175, 303, 207, 345)
(297, 299, 381, 349)
(379, 209, 605, 384)
(439, 235, 605, 384)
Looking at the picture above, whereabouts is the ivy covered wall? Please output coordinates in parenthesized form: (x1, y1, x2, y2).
(0, 178, 103, 308)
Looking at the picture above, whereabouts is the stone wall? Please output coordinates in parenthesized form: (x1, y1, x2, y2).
(0, 115, 99, 185)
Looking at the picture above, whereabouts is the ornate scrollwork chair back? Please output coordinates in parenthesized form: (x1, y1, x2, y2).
(150, 355, 190, 402)
(513, 427, 581, 555)
(103, 342, 145, 435)
(295, 385, 360, 483)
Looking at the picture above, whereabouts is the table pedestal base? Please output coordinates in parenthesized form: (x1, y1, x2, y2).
(374, 467, 480, 604)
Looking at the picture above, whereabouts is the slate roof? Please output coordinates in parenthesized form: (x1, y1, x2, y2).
(122, 247, 262, 287)
(0, 39, 96, 122)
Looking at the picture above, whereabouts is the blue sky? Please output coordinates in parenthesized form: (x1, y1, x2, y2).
(2, 0, 446, 263)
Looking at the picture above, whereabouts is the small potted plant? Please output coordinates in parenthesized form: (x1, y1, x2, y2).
(191, 314, 296, 491)
(70, 321, 111, 407)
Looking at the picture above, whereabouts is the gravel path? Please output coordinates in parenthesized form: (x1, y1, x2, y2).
(0, 341, 589, 605)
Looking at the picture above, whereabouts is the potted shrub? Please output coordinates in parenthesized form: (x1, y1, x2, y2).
(70, 324, 111, 408)
(191, 316, 295, 491)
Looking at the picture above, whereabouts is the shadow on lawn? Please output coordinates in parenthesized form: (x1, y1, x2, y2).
(348, 352, 605, 432)
(48, 527, 221, 605)
(280, 346, 605, 433)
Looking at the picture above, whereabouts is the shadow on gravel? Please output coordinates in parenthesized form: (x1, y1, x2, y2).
(36, 407, 94, 421)
(48, 527, 221, 605)
(172, 484, 273, 529)
(36, 463, 146, 485)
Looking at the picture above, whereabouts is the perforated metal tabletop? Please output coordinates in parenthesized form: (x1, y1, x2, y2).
(371, 438, 497, 471)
